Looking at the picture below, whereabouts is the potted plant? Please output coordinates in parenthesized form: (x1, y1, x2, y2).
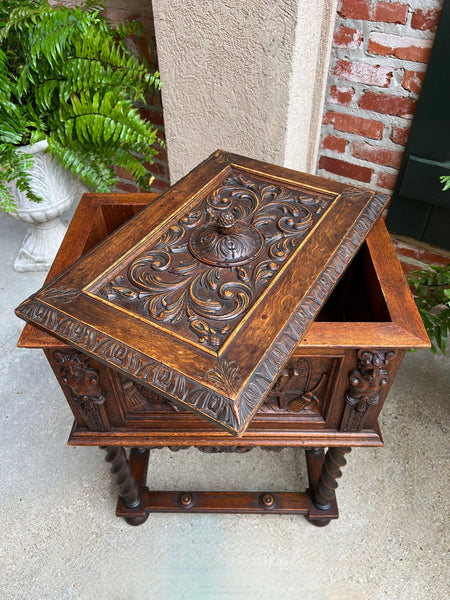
(0, 0, 161, 270)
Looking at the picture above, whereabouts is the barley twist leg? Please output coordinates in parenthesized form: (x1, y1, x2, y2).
(102, 446, 142, 509)
(312, 447, 352, 510)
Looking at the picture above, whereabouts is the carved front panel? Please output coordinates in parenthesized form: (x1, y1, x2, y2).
(120, 356, 335, 420)
(121, 377, 188, 414)
(89, 170, 333, 350)
(261, 356, 333, 416)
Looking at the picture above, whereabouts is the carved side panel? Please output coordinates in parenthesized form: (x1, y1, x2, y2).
(52, 350, 110, 431)
(340, 349, 395, 432)
(120, 356, 334, 419)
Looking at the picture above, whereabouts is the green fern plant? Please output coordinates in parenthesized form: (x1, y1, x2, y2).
(407, 264, 450, 355)
(0, 0, 161, 212)
(440, 175, 450, 191)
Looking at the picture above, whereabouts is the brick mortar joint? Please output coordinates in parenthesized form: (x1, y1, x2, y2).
(392, 234, 450, 259)
(319, 146, 400, 167)
(331, 49, 429, 73)
(339, 14, 440, 41)
(327, 71, 426, 99)
(320, 133, 403, 151)
(321, 111, 414, 139)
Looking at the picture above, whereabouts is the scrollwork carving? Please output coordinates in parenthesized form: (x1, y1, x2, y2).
(148, 445, 253, 454)
(94, 171, 332, 349)
(196, 446, 252, 454)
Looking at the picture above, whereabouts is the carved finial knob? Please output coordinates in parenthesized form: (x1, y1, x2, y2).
(217, 210, 236, 234)
(189, 211, 264, 267)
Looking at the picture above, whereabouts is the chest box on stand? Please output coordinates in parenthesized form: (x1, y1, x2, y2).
(16, 151, 428, 526)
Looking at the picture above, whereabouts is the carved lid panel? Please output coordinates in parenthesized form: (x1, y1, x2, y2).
(88, 170, 333, 351)
(15, 151, 389, 436)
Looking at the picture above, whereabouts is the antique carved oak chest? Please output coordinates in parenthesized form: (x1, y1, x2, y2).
(16, 151, 429, 526)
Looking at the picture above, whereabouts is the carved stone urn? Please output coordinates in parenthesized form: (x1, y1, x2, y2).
(7, 139, 76, 272)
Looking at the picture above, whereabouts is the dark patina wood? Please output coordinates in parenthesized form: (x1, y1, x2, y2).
(15, 151, 393, 436)
(104, 446, 150, 526)
(112, 444, 340, 526)
(17, 173, 429, 526)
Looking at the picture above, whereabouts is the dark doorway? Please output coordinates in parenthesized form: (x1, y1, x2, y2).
(386, 0, 450, 250)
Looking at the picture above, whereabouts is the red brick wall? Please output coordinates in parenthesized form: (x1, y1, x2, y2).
(104, 6, 170, 194)
(317, 0, 443, 192)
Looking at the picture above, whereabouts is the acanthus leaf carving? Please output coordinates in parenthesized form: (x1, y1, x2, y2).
(205, 359, 241, 396)
(41, 286, 81, 303)
(93, 170, 333, 349)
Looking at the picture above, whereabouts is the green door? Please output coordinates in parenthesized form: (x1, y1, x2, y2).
(386, 0, 450, 250)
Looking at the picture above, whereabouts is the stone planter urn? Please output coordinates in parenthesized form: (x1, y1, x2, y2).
(8, 139, 76, 272)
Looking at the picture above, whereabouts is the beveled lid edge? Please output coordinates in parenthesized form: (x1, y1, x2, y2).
(232, 189, 390, 435)
(14, 296, 244, 435)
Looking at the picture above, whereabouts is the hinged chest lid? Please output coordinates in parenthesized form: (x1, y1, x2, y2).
(15, 151, 389, 436)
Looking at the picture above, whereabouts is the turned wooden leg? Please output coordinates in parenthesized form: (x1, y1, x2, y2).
(102, 446, 149, 526)
(304, 446, 351, 527)
(311, 446, 351, 518)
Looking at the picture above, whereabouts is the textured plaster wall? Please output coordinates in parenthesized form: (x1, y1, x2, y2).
(284, 0, 339, 173)
(152, 0, 296, 182)
(153, 0, 337, 183)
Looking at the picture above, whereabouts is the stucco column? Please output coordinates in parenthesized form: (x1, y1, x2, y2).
(153, 0, 338, 183)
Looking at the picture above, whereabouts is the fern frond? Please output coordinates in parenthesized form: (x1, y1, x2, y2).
(59, 91, 158, 154)
(70, 30, 156, 97)
(0, 0, 161, 209)
(82, 1, 106, 15)
(0, 3, 50, 44)
(0, 142, 42, 210)
(114, 19, 143, 40)
(0, 48, 15, 100)
(0, 112, 26, 144)
(48, 136, 117, 192)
